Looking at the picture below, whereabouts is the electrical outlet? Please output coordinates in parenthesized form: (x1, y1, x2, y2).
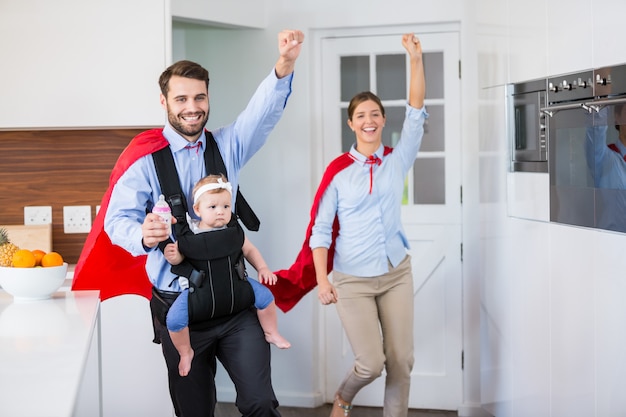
(24, 206, 52, 225)
(63, 205, 92, 234)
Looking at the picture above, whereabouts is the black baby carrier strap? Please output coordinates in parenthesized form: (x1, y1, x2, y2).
(152, 131, 260, 231)
(201, 132, 260, 231)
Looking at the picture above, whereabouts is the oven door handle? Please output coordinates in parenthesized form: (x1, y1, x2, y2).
(540, 102, 589, 117)
(541, 96, 626, 117)
(584, 96, 626, 113)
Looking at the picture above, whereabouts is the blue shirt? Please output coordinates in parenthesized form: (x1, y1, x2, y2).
(585, 107, 626, 232)
(585, 109, 626, 189)
(309, 105, 428, 277)
(105, 69, 293, 291)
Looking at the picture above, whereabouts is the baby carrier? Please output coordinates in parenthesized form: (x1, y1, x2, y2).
(151, 132, 257, 329)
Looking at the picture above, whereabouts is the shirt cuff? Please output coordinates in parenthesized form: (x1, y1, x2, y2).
(142, 239, 156, 253)
(268, 68, 293, 106)
(406, 103, 429, 119)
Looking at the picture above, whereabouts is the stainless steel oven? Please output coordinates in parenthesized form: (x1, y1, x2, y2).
(542, 64, 626, 232)
(508, 79, 548, 172)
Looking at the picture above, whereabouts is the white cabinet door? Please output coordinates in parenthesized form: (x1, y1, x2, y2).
(0, 0, 167, 128)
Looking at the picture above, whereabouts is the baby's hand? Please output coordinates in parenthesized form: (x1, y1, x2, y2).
(257, 268, 277, 285)
(164, 242, 184, 265)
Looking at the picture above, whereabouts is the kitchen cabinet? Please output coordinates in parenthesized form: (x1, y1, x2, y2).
(547, 0, 593, 75)
(0, 0, 167, 128)
(507, 0, 548, 83)
(592, 0, 625, 67)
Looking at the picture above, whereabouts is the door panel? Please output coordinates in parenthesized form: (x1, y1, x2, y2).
(320, 30, 462, 410)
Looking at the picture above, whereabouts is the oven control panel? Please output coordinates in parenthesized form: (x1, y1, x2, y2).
(547, 70, 594, 104)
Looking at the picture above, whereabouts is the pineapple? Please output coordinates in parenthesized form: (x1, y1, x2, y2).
(0, 228, 20, 267)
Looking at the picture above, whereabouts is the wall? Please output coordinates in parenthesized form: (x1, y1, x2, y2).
(171, 0, 267, 28)
(0, 129, 144, 263)
(477, 0, 626, 416)
(170, 22, 322, 407)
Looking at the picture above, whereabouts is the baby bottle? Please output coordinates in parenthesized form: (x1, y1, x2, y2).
(153, 194, 172, 235)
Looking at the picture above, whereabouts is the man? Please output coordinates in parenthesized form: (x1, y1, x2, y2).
(80, 29, 304, 417)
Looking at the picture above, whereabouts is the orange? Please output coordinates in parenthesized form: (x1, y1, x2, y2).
(41, 251, 64, 267)
(12, 249, 37, 268)
(32, 249, 46, 266)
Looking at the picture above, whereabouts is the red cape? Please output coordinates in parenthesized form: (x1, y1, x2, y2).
(271, 147, 392, 313)
(71, 129, 168, 300)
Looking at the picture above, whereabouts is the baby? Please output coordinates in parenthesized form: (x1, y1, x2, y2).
(163, 174, 290, 377)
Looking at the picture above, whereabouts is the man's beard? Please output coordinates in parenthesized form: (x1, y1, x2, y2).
(167, 109, 209, 139)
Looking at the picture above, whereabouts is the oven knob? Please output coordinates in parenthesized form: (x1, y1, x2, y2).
(596, 74, 611, 86)
(578, 78, 589, 88)
(549, 82, 559, 92)
(562, 80, 575, 90)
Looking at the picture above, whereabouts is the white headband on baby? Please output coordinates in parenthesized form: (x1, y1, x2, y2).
(193, 178, 233, 204)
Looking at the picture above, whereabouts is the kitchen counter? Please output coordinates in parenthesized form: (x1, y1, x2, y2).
(0, 290, 101, 417)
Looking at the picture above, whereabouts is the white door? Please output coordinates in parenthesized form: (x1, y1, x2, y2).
(319, 30, 463, 411)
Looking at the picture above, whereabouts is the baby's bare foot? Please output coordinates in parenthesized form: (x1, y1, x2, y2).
(265, 332, 291, 349)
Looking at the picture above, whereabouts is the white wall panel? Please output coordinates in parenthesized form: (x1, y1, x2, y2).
(549, 224, 596, 417)
(594, 230, 626, 417)
(509, 220, 550, 417)
(506, 173, 550, 222)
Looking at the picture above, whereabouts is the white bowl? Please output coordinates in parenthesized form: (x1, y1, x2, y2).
(0, 263, 68, 301)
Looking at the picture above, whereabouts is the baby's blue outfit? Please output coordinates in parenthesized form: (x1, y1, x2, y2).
(166, 278, 273, 332)
(167, 288, 190, 332)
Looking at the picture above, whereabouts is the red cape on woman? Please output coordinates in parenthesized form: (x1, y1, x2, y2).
(271, 147, 392, 313)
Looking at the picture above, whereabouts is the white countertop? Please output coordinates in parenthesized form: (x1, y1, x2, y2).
(0, 290, 100, 417)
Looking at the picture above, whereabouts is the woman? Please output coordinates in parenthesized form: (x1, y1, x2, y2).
(310, 33, 427, 417)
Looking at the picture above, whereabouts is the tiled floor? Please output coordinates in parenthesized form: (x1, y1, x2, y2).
(215, 402, 458, 416)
